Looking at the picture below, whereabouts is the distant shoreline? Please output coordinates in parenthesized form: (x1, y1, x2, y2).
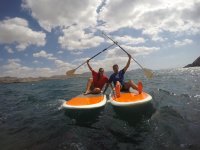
(0, 76, 66, 84)
(0, 74, 89, 84)
(2, 66, 200, 84)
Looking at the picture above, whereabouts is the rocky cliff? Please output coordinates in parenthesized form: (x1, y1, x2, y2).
(184, 56, 200, 68)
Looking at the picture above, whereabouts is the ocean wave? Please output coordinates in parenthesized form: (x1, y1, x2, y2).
(194, 95, 200, 98)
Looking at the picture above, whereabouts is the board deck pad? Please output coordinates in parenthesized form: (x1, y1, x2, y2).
(112, 92, 149, 102)
(66, 94, 104, 106)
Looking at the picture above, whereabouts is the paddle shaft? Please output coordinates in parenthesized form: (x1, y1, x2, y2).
(102, 32, 144, 70)
(74, 43, 115, 71)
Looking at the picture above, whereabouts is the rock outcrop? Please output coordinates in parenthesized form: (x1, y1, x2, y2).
(184, 56, 200, 68)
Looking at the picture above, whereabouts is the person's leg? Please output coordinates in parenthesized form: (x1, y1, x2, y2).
(84, 78, 93, 94)
(115, 81, 121, 97)
(123, 80, 140, 92)
(137, 81, 143, 94)
(91, 88, 101, 94)
(124, 80, 143, 94)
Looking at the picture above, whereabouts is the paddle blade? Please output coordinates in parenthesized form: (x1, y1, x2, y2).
(143, 68, 154, 79)
(66, 69, 76, 76)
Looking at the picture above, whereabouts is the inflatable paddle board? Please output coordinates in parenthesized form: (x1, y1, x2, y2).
(109, 91, 152, 107)
(63, 93, 106, 110)
(109, 91, 154, 124)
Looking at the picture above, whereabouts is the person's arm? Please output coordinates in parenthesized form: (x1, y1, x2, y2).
(109, 83, 116, 98)
(123, 53, 131, 72)
(103, 83, 116, 95)
(103, 77, 110, 94)
(103, 76, 113, 94)
(109, 82, 114, 91)
(87, 60, 93, 72)
(103, 83, 109, 94)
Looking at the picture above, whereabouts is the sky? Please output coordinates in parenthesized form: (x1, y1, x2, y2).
(0, 0, 200, 77)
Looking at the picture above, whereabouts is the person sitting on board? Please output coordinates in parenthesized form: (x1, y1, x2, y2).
(84, 60, 109, 95)
(104, 53, 143, 94)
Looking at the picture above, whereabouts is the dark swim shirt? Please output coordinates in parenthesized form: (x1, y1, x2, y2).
(109, 69, 125, 86)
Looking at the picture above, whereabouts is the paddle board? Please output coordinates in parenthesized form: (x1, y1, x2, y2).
(63, 93, 106, 110)
(109, 91, 152, 107)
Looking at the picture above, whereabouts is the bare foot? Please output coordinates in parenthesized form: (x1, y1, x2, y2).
(84, 91, 91, 95)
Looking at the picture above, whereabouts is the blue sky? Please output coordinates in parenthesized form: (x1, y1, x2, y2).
(0, 0, 200, 77)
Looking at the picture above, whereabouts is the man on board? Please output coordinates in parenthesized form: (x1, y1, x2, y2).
(84, 60, 108, 95)
(104, 53, 143, 94)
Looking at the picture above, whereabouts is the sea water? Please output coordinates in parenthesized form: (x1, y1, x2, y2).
(0, 68, 199, 150)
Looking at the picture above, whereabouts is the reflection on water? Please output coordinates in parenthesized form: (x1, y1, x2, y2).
(64, 107, 105, 126)
(113, 102, 156, 126)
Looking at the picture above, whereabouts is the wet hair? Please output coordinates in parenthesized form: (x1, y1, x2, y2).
(113, 64, 118, 68)
(99, 68, 104, 72)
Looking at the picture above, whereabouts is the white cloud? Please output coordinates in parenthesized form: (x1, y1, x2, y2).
(33, 50, 56, 60)
(174, 39, 193, 47)
(73, 44, 159, 74)
(33, 68, 54, 77)
(16, 44, 28, 51)
(7, 59, 21, 63)
(0, 17, 46, 51)
(142, 28, 167, 41)
(70, 51, 84, 55)
(58, 51, 63, 54)
(99, 0, 200, 38)
(33, 50, 74, 72)
(22, 0, 105, 52)
(1, 59, 32, 77)
(1, 44, 156, 77)
(54, 59, 71, 68)
(33, 60, 39, 64)
(105, 45, 160, 57)
(0, 58, 73, 77)
(3, 59, 21, 72)
(114, 36, 146, 45)
(22, 0, 102, 32)
(5, 46, 14, 54)
(76, 56, 137, 74)
(58, 26, 104, 51)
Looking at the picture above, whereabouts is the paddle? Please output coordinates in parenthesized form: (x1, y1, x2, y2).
(102, 32, 154, 79)
(66, 43, 115, 76)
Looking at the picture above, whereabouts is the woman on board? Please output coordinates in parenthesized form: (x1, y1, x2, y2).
(84, 60, 108, 95)
(104, 53, 143, 94)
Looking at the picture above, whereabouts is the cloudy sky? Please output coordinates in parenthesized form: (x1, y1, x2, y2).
(0, 0, 200, 77)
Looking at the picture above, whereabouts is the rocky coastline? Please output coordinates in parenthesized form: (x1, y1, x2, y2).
(184, 56, 200, 68)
